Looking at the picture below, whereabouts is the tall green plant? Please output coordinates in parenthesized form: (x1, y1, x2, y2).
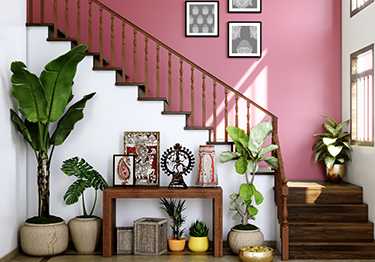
(10, 44, 95, 221)
(61, 157, 108, 217)
(160, 198, 187, 240)
(313, 115, 352, 169)
(219, 121, 279, 226)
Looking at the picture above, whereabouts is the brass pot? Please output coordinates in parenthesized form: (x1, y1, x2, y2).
(239, 246, 275, 262)
(326, 164, 345, 183)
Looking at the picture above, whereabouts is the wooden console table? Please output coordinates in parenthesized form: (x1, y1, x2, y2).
(103, 186, 223, 257)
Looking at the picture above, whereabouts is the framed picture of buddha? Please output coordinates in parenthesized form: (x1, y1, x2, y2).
(228, 0, 261, 13)
(228, 21, 261, 58)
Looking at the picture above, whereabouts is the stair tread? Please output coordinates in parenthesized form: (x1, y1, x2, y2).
(162, 111, 191, 115)
(288, 180, 362, 189)
(116, 82, 144, 86)
(184, 126, 213, 130)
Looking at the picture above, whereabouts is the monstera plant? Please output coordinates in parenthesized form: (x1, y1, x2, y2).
(10, 44, 95, 223)
(219, 121, 279, 227)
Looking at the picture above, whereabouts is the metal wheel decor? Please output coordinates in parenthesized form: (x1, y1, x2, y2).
(161, 143, 195, 188)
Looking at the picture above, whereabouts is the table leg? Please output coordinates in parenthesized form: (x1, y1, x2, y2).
(103, 195, 116, 257)
(213, 194, 223, 257)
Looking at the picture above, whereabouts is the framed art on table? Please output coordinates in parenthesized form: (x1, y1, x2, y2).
(113, 155, 135, 186)
(185, 1, 219, 37)
(228, 0, 261, 13)
(124, 131, 160, 186)
(228, 21, 261, 58)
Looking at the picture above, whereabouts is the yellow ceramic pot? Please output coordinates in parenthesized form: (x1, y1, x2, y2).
(188, 236, 209, 252)
(168, 237, 186, 252)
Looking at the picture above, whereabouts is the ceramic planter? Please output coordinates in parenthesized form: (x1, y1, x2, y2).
(188, 236, 209, 252)
(68, 216, 102, 253)
(20, 220, 69, 256)
(168, 237, 186, 252)
(227, 227, 264, 255)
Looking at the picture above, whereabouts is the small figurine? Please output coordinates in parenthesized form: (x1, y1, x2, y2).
(161, 143, 195, 188)
(196, 145, 218, 187)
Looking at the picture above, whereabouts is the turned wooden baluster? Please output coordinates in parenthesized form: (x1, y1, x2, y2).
(99, 6, 103, 67)
(168, 51, 172, 111)
(145, 36, 149, 96)
(191, 66, 195, 126)
(77, 0, 81, 44)
(40, 0, 44, 23)
(88, 0, 92, 51)
(235, 95, 239, 127)
(54, 0, 57, 37)
(111, 14, 115, 67)
(247, 101, 250, 135)
(180, 59, 184, 111)
(225, 88, 228, 142)
(133, 29, 137, 82)
(122, 21, 126, 82)
(29, 0, 33, 23)
(202, 74, 206, 127)
(156, 44, 160, 97)
(65, 0, 69, 38)
(213, 81, 217, 142)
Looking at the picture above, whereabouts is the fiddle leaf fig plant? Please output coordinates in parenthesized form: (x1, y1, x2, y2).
(313, 115, 352, 169)
(219, 121, 279, 227)
(10, 44, 95, 222)
(61, 157, 108, 218)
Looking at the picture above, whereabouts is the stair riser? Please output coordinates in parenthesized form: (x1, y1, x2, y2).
(290, 244, 375, 259)
(288, 204, 368, 222)
(290, 224, 374, 242)
(288, 188, 363, 204)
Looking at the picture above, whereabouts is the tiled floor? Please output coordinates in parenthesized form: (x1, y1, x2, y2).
(8, 244, 375, 262)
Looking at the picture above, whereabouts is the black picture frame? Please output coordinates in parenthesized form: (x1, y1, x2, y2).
(228, 0, 261, 13)
(228, 21, 261, 58)
(185, 1, 219, 37)
(113, 154, 135, 186)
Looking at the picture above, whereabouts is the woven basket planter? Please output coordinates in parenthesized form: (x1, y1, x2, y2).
(133, 217, 167, 256)
(117, 227, 133, 254)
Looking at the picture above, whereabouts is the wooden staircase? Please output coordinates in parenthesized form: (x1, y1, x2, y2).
(288, 181, 375, 259)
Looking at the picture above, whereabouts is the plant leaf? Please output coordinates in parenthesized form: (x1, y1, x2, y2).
(248, 205, 258, 216)
(10, 61, 48, 123)
(254, 189, 264, 205)
(10, 109, 35, 149)
(229, 205, 237, 210)
(232, 212, 238, 221)
(322, 137, 338, 145)
(258, 144, 278, 158)
(226, 126, 248, 155)
(248, 159, 259, 174)
(324, 123, 339, 137)
(336, 120, 349, 132)
(235, 156, 248, 174)
(63, 179, 91, 205)
(324, 156, 335, 169)
(321, 114, 337, 128)
(219, 151, 239, 163)
(50, 92, 95, 146)
(248, 121, 273, 155)
(313, 139, 324, 150)
(239, 183, 254, 201)
(263, 156, 279, 169)
(327, 145, 343, 157)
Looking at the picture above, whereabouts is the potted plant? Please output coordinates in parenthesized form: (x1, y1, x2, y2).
(10, 44, 95, 256)
(188, 219, 209, 252)
(160, 198, 187, 252)
(61, 156, 108, 253)
(219, 121, 279, 254)
(313, 114, 352, 182)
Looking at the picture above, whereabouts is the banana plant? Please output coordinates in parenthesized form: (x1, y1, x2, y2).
(61, 157, 108, 217)
(219, 121, 279, 226)
(10, 44, 95, 221)
(313, 115, 352, 169)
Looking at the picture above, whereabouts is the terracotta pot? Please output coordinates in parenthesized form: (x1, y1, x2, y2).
(20, 220, 69, 256)
(68, 216, 102, 253)
(227, 227, 264, 255)
(188, 236, 209, 252)
(168, 237, 186, 252)
(326, 164, 345, 183)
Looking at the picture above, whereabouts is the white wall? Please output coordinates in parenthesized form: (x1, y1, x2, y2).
(342, 1, 375, 237)
(0, 0, 27, 258)
(24, 26, 276, 242)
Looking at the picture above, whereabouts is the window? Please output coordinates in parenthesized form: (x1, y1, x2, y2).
(351, 44, 374, 146)
(351, 0, 374, 17)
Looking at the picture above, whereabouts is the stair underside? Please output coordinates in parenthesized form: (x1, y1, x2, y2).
(288, 181, 375, 259)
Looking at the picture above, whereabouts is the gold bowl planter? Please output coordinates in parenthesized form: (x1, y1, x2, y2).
(239, 246, 275, 262)
(326, 164, 345, 183)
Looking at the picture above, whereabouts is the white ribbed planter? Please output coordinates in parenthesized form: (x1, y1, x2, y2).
(20, 220, 69, 256)
(68, 216, 102, 253)
(227, 227, 264, 255)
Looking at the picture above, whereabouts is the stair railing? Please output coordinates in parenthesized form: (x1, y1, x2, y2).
(27, 0, 288, 259)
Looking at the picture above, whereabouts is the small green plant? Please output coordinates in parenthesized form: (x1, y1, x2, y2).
(160, 198, 187, 240)
(313, 115, 352, 169)
(219, 121, 279, 226)
(61, 157, 108, 218)
(189, 220, 209, 237)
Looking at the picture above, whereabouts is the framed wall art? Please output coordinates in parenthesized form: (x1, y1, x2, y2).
(228, 21, 261, 58)
(185, 1, 219, 37)
(124, 131, 160, 186)
(113, 155, 135, 186)
(228, 0, 261, 13)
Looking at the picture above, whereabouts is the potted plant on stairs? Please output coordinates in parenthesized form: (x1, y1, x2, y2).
(10, 44, 95, 256)
(313, 114, 352, 182)
(61, 156, 108, 253)
(219, 121, 279, 255)
(188, 219, 209, 253)
(160, 198, 187, 252)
